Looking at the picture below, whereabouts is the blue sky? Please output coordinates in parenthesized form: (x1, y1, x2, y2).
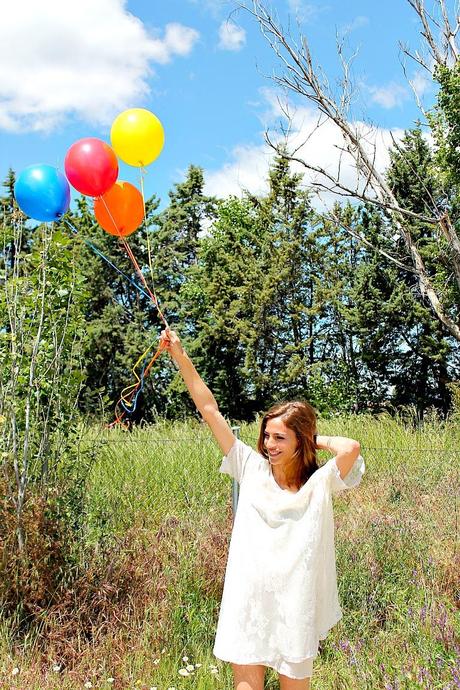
(0, 0, 436, 211)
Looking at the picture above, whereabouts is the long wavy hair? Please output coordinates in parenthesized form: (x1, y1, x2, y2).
(257, 400, 319, 490)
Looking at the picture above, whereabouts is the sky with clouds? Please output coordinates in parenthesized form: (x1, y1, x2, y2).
(0, 0, 438, 210)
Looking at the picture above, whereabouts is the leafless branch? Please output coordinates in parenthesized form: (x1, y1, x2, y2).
(243, 0, 460, 342)
(327, 209, 419, 274)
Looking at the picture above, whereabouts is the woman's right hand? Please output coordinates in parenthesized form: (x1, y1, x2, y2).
(160, 328, 184, 360)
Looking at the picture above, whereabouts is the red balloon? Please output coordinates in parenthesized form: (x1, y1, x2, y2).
(65, 137, 118, 197)
(94, 181, 144, 237)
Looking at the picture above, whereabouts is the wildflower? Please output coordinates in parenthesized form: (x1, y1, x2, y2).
(179, 669, 190, 676)
(182, 656, 189, 662)
(84, 683, 93, 689)
(186, 664, 195, 672)
(11, 667, 20, 676)
(194, 663, 202, 668)
(52, 664, 62, 672)
(107, 679, 115, 684)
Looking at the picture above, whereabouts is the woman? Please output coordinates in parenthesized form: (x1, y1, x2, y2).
(160, 328, 365, 690)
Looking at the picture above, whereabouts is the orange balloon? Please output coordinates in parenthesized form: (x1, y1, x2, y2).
(94, 181, 144, 236)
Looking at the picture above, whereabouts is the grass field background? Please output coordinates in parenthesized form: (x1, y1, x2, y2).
(1, 412, 459, 689)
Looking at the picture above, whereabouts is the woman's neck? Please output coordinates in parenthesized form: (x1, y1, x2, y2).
(271, 464, 299, 491)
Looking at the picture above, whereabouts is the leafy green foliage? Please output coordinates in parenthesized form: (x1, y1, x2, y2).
(0, 171, 91, 602)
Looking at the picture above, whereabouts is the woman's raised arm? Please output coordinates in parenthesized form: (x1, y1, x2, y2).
(160, 328, 236, 456)
(316, 434, 361, 481)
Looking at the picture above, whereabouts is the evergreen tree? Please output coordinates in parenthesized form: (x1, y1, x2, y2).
(341, 129, 459, 416)
(181, 196, 261, 419)
(73, 193, 166, 421)
(387, 128, 457, 414)
(75, 165, 217, 422)
(242, 155, 317, 410)
(183, 156, 363, 419)
(150, 165, 217, 326)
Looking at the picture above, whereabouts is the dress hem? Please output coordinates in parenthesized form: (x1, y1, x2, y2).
(213, 611, 343, 667)
(213, 653, 315, 680)
(213, 650, 318, 665)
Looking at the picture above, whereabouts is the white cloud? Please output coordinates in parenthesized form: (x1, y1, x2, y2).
(218, 20, 246, 51)
(368, 82, 410, 109)
(205, 142, 272, 198)
(150, 23, 200, 64)
(340, 15, 369, 34)
(286, 0, 321, 23)
(0, 0, 199, 132)
(409, 70, 432, 99)
(204, 91, 405, 210)
(186, 0, 229, 19)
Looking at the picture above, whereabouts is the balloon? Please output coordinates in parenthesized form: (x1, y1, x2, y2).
(64, 138, 118, 197)
(14, 165, 70, 222)
(94, 181, 144, 237)
(110, 108, 164, 167)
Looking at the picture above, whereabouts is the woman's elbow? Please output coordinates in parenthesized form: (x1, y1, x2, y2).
(349, 439, 361, 455)
(200, 402, 219, 421)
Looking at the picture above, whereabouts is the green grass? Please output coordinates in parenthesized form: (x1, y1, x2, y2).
(1, 412, 459, 689)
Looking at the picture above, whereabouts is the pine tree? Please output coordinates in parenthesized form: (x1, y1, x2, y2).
(341, 129, 459, 416)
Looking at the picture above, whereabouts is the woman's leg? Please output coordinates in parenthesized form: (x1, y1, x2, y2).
(279, 673, 311, 690)
(231, 663, 266, 690)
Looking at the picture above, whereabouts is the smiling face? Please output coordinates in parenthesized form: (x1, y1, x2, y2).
(263, 416, 299, 467)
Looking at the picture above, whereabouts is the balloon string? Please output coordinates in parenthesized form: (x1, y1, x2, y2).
(119, 337, 156, 403)
(119, 236, 169, 328)
(109, 339, 166, 428)
(65, 218, 169, 424)
(97, 194, 169, 328)
(64, 220, 152, 301)
(138, 169, 169, 327)
(66, 202, 170, 427)
(139, 169, 157, 291)
(98, 194, 123, 236)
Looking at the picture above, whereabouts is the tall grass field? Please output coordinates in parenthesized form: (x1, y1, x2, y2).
(1, 412, 459, 689)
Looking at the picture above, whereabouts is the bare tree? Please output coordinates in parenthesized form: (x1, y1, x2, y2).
(244, 0, 460, 342)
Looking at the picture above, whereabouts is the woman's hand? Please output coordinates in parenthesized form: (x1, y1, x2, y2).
(160, 328, 184, 360)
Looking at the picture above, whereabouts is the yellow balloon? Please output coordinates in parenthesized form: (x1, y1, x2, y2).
(110, 108, 165, 167)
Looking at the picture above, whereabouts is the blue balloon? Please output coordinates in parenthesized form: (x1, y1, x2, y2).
(14, 164, 70, 222)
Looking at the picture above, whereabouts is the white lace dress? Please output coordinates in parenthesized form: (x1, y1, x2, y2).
(213, 438, 365, 680)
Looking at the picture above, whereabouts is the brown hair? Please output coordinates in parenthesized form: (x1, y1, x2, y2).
(257, 400, 318, 490)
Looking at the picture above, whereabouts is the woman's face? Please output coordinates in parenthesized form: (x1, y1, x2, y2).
(263, 416, 298, 466)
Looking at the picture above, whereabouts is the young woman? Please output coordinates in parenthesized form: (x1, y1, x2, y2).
(160, 328, 365, 690)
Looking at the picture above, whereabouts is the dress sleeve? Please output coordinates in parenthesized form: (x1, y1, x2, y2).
(327, 454, 366, 496)
(219, 438, 254, 484)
